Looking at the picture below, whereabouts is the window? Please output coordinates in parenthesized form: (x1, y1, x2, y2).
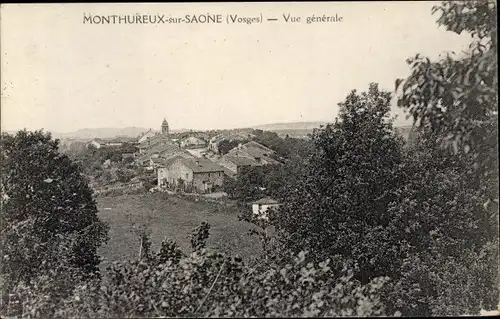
(208, 173, 211, 178)
(185, 173, 188, 179)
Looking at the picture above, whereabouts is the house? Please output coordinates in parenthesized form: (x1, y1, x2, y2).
(208, 132, 251, 153)
(157, 157, 225, 194)
(233, 141, 281, 164)
(88, 138, 123, 148)
(220, 141, 281, 176)
(135, 118, 181, 166)
(185, 148, 209, 158)
(89, 139, 103, 149)
(137, 147, 190, 170)
(137, 118, 172, 153)
(137, 129, 157, 143)
(138, 134, 164, 153)
(88, 138, 128, 149)
(147, 142, 180, 159)
(180, 136, 207, 149)
(252, 197, 280, 220)
(218, 155, 259, 178)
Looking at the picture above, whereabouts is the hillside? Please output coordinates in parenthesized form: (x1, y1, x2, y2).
(251, 121, 329, 131)
(51, 127, 190, 139)
(7, 121, 414, 140)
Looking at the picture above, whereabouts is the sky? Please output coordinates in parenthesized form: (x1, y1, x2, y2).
(1, 2, 472, 133)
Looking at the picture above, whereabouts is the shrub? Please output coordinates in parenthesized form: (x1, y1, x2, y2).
(2, 223, 395, 318)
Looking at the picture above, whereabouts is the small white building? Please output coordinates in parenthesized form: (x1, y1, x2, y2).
(88, 138, 123, 149)
(252, 197, 280, 220)
(89, 139, 102, 149)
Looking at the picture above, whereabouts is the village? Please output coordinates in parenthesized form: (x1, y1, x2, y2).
(84, 118, 285, 220)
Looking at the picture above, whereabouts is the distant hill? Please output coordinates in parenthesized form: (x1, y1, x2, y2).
(6, 120, 414, 140)
(252, 121, 329, 131)
(250, 121, 414, 138)
(52, 127, 148, 139)
(51, 127, 190, 139)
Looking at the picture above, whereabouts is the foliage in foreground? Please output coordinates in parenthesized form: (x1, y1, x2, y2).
(2, 223, 395, 318)
(267, 82, 499, 316)
(1, 131, 109, 296)
(396, 0, 498, 180)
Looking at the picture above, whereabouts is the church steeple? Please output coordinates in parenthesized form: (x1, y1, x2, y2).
(161, 118, 169, 137)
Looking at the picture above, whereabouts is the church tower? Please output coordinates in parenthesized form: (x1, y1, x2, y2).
(161, 118, 169, 138)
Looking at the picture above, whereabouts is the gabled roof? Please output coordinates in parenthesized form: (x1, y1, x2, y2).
(147, 151, 195, 168)
(166, 157, 223, 173)
(225, 155, 258, 166)
(211, 132, 249, 143)
(244, 141, 274, 153)
(253, 197, 279, 205)
(139, 134, 163, 147)
(227, 141, 273, 156)
(181, 158, 224, 173)
(225, 141, 281, 165)
(147, 141, 179, 155)
(242, 147, 268, 158)
(160, 152, 195, 167)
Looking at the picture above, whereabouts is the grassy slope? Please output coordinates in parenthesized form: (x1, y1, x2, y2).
(96, 193, 262, 268)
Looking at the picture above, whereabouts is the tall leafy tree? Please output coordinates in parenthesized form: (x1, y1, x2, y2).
(396, 0, 498, 182)
(379, 130, 498, 316)
(1, 130, 109, 290)
(217, 139, 242, 155)
(394, 1, 498, 315)
(271, 83, 405, 282)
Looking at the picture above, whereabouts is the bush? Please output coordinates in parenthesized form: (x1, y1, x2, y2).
(8, 223, 392, 318)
